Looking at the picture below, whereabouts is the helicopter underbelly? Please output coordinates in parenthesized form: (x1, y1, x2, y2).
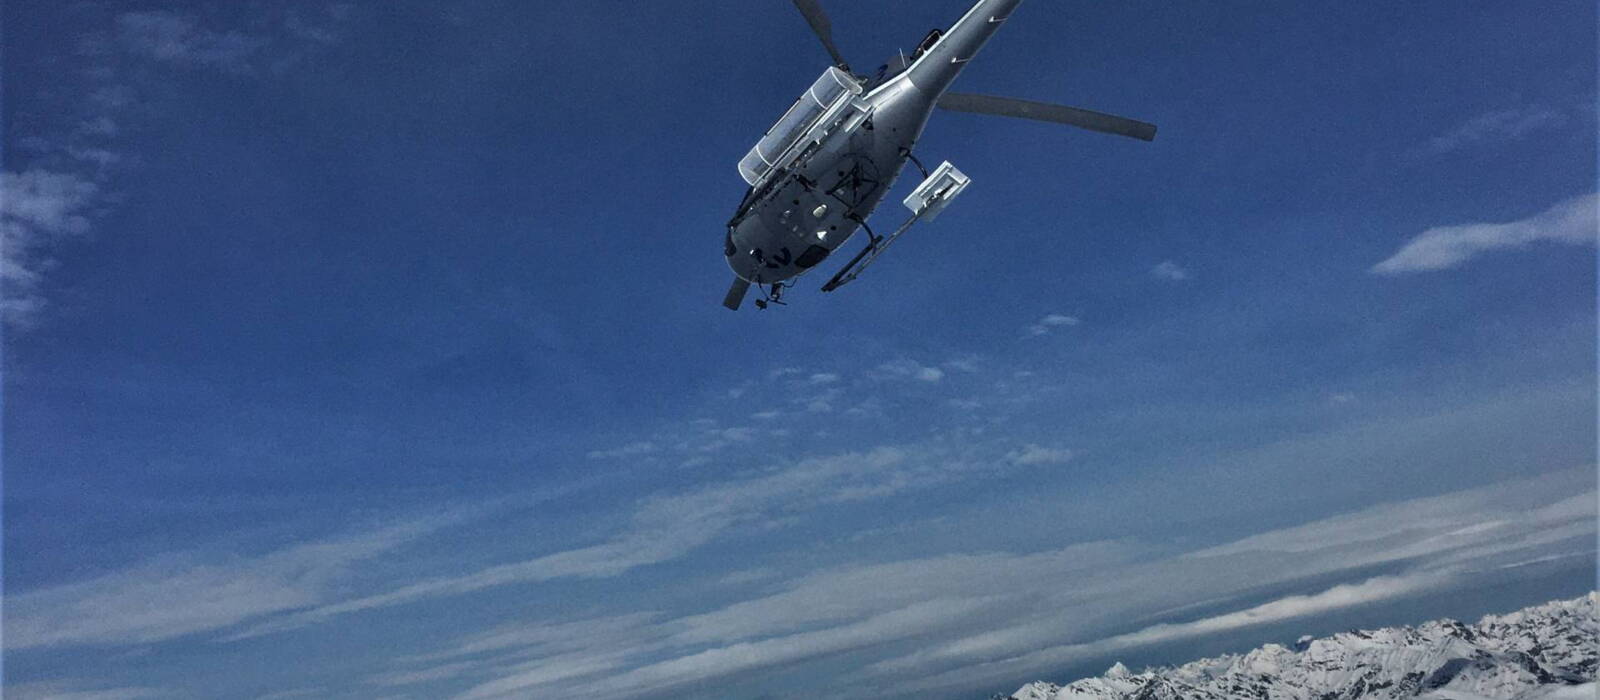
(727, 79, 934, 286)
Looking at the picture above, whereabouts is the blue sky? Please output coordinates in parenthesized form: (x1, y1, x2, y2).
(2, 1, 1595, 698)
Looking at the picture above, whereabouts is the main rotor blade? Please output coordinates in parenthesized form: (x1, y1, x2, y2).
(938, 92, 1157, 142)
(723, 277, 751, 311)
(791, 0, 851, 72)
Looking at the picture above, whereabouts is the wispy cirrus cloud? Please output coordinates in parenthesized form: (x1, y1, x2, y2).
(875, 358, 946, 382)
(115, 11, 268, 73)
(1025, 313, 1081, 337)
(891, 572, 1457, 695)
(15, 435, 1049, 654)
(9, 393, 1590, 700)
(113, 6, 350, 74)
(390, 467, 1594, 699)
(873, 469, 1594, 696)
(4, 681, 166, 700)
(1372, 192, 1595, 274)
(1005, 444, 1073, 465)
(1411, 105, 1566, 159)
(0, 170, 99, 326)
(1150, 260, 1191, 281)
(1, 6, 351, 329)
(9, 339, 1592, 698)
(4, 515, 457, 650)
(228, 445, 960, 639)
(586, 440, 658, 459)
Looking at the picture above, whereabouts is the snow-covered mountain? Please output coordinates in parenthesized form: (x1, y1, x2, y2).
(1002, 593, 1596, 700)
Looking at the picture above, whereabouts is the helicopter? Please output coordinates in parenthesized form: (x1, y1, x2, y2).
(722, 0, 1157, 310)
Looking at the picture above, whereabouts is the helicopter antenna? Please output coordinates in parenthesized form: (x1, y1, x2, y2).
(791, 0, 852, 74)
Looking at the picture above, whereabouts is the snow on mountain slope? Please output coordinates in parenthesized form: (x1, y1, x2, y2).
(1000, 593, 1596, 700)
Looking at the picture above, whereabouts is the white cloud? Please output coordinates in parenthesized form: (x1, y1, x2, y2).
(247, 689, 327, 700)
(873, 472, 1595, 695)
(366, 661, 481, 688)
(1373, 192, 1596, 274)
(668, 541, 1138, 648)
(268, 466, 1593, 699)
(1026, 313, 1081, 337)
(230, 447, 928, 639)
(1150, 260, 1191, 281)
(566, 597, 1003, 699)
(897, 572, 1453, 694)
(78, 116, 119, 137)
(0, 170, 97, 236)
(230, 518, 730, 639)
(713, 426, 755, 443)
(5, 517, 451, 649)
(1090, 572, 1447, 647)
(4, 683, 165, 700)
(808, 372, 840, 385)
(411, 611, 665, 666)
(118, 11, 261, 69)
(876, 358, 945, 382)
(1185, 473, 1536, 559)
(1, 169, 99, 326)
(844, 397, 884, 417)
(717, 567, 780, 586)
(17, 338, 1594, 698)
(114, 10, 319, 75)
(943, 357, 981, 373)
(1005, 444, 1073, 465)
(1, 7, 353, 329)
(1414, 105, 1565, 158)
(453, 649, 640, 700)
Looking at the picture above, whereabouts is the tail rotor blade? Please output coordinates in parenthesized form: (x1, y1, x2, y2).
(938, 92, 1157, 142)
(791, 0, 851, 72)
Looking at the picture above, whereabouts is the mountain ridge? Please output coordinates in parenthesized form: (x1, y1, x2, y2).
(999, 592, 1597, 700)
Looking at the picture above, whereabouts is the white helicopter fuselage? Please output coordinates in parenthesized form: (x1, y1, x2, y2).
(726, 0, 1025, 288)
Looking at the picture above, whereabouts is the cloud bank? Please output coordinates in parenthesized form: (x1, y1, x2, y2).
(1373, 192, 1596, 274)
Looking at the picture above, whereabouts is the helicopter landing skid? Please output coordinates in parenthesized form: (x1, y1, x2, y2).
(821, 160, 969, 293)
(820, 214, 913, 292)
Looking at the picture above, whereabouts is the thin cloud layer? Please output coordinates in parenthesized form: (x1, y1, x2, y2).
(876, 358, 946, 382)
(0, 170, 98, 325)
(1373, 192, 1596, 274)
(1413, 105, 1566, 159)
(1150, 260, 1191, 281)
(5, 517, 451, 649)
(228, 445, 993, 639)
(5, 682, 165, 700)
(116, 11, 268, 73)
(1006, 444, 1073, 465)
(1026, 314, 1081, 337)
(0, 6, 350, 329)
(400, 468, 1595, 699)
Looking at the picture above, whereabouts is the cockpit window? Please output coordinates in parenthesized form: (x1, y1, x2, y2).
(912, 28, 943, 58)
